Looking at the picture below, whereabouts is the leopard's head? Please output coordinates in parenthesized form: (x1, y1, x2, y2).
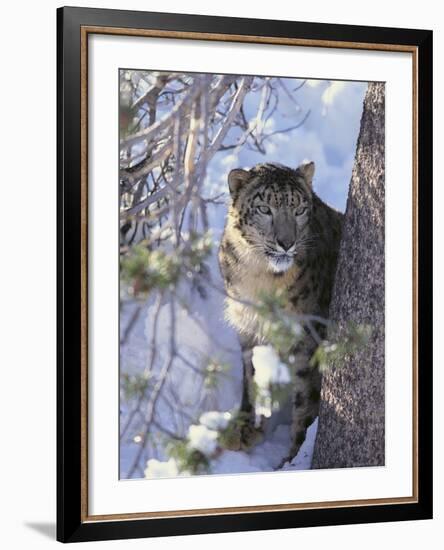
(228, 162, 315, 273)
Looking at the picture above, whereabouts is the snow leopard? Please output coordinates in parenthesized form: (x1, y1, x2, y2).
(218, 161, 343, 461)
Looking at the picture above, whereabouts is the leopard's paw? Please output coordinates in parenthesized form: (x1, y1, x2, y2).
(218, 412, 263, 451)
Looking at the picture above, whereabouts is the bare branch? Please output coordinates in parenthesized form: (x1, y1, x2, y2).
(202, 76, 253, 160)
(120, 80, 203, 149)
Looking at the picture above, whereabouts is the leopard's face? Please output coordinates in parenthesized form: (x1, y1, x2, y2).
(228, 162, 315, 273)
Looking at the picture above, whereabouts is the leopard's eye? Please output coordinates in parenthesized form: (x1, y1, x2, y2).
(257, 205, 272, 215)
(295, 205, 307, 216)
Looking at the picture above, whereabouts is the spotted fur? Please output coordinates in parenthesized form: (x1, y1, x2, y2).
(219, 161, 343, 459)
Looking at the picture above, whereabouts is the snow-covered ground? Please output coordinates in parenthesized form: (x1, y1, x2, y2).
(212, 419, 318, 475)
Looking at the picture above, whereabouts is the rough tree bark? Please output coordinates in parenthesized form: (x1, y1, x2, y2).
(312, 82, 385, 468)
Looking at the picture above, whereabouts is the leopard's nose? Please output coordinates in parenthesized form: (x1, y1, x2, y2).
(276, 238, 295, 252)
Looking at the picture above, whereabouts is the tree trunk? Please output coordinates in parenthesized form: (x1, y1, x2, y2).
(312, 82, 385, 469)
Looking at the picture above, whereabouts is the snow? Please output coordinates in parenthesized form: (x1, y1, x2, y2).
(187, 424, 219, 457)
(199, 411, 232, 431)
(143, 417, 318, 478)
(211, 418, 318, 475)
(144, 457, 188, 479)
(252, 346, 291, 388)
(211, 451, 259, 474)
(251, 346, 291, 420)
(281, 418, 319, 471)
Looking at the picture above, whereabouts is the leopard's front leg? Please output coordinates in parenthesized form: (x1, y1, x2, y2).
(222, 334, 264, 450)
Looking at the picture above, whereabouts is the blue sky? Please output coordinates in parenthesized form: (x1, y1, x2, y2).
(206, 78, 368, 213)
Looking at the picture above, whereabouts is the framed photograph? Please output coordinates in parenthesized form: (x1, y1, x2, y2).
(57, 6, 433, 543)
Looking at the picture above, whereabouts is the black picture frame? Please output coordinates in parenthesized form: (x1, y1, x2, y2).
(57, 5, 433, 543)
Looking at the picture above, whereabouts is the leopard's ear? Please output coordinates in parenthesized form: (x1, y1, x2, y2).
(297, 161, 315, 188)
(228, 168, 250, 196)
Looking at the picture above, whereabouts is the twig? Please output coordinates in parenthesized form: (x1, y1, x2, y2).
(120, 302, 142, 346)
(152, 419, 184, 441)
